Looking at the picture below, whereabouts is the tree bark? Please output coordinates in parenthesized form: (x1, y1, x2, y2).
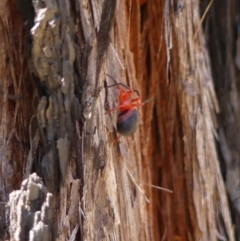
(0, 0, 239, 241)
(201, 0, 240, 239)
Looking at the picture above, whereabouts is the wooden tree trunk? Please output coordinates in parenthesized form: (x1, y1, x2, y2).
(0, 0, 239, 240)
(201, 0, 240, 239)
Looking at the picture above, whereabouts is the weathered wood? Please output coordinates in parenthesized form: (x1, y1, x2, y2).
(140, 0, 235, 240)
(7, 173, 52, 240)
(201, 0, 240, 239)
(1, 0, 238, 240)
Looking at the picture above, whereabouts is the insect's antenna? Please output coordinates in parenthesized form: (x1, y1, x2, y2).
(105, 73, 118, 85)
(133, 89, 140, 96)
(106, 73, 139, 94)
(106, 73, 129, 89)
(107, 83, 130, 90)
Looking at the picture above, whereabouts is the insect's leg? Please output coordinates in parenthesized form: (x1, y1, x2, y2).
(131, 96, 142, 102)
(106, 74, 132, 91)
(104, 79, 110, 111)
(107, 102, 131, 113)
(106, 73, 118, 85)
(107, 83, 131, 90)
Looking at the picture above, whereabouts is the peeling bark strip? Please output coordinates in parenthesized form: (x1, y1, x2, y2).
(80, 0, 117, 122)
(163, 1, 235, 240)
(202, 0, 240, 238)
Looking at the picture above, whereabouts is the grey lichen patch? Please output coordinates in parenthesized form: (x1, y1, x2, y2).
(57, 134, 69, 180)
(32, 0, 75, 139)
(32, 0, 76, 192)
(41, 149, 55, 193)
(37, 96, 48, 128)
(7, 173, 52, 241)
(27, 182, 41, 201)
(29, 221, 50, 241)
(81, 84, 95, 120)
(45, 95, 59, 141)
(31, 0, 61, 86)
(62, 60, 74, 113)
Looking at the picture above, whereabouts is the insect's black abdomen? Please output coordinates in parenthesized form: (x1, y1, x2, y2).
(117, 109, 139, 136)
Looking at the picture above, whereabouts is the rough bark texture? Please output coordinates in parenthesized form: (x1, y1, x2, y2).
(201, 0, 240, 239)
(0, 0, 239, 241)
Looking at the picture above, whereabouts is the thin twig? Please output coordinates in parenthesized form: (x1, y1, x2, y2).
(125, 165, 150, 203)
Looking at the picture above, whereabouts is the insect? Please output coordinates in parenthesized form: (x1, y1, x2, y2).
(106, 74, 143, 136)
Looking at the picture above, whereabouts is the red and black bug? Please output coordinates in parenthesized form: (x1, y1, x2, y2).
(106, 74, 143, 136)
